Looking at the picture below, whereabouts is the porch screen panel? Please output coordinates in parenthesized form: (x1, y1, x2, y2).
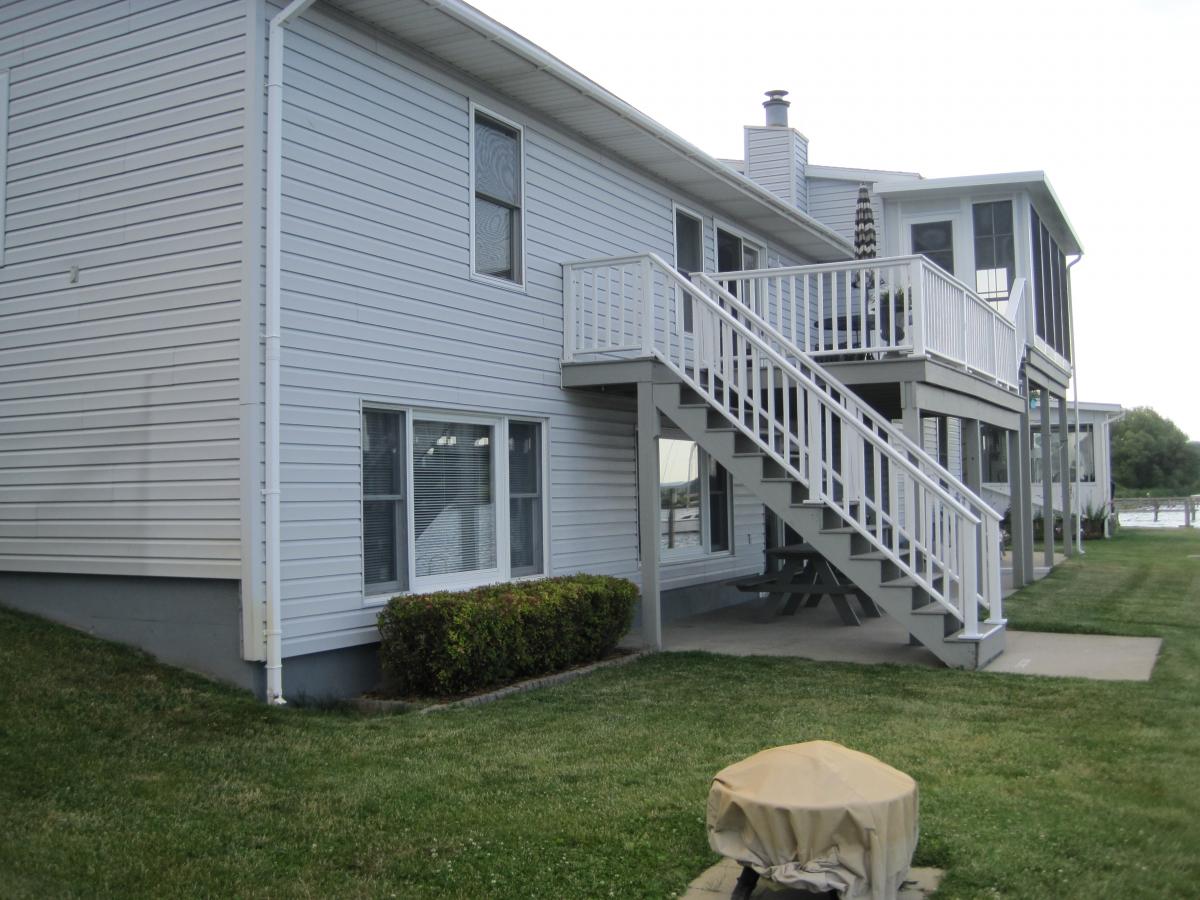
(1030, 208, 1046, 340)
(412, 420, 496, 578)
(363, 410, 406, 592)
(508, 421, 543, 576)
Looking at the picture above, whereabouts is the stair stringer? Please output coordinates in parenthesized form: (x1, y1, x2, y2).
(653, 377, 1005, 670)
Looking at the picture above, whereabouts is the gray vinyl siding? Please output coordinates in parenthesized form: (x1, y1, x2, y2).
(0, 0, 247, 579)
(808, 177, 884, 246)
(793, 131, 808, 214)
(270, 8, 768, 656)
(744, 127, 795, 208)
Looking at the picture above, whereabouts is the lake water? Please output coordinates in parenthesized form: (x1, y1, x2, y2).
(1118, 505, 1198, 529)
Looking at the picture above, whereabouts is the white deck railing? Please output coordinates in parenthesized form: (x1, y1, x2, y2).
(563, 252, 1004, 632)
(713, 257, 1021, 391)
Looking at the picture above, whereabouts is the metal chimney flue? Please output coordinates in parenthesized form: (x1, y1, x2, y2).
(763, 90, 790, 127)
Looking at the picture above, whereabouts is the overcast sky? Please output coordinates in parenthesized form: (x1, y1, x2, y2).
(472, 0, 1200, 439)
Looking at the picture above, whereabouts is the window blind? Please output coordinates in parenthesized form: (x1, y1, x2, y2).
(412, 420, 496, 578)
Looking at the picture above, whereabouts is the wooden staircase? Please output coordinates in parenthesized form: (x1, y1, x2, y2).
(658, 377, 1005, 669)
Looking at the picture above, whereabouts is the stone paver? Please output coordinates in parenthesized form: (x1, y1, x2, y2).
(681, 858, 943, 899)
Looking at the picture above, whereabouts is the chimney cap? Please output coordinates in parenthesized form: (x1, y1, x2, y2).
(762, 89, 790, 127)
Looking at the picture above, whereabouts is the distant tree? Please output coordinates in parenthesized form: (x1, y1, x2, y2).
(1111, 408, 1200, 493)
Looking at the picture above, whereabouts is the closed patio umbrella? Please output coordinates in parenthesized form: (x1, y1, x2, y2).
(851, 184, 877, 291)
(854, 184, 877, 260)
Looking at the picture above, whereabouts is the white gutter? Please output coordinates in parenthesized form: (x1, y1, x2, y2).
(264, 0, 317, 705)
(1066, 253, 1084, 552)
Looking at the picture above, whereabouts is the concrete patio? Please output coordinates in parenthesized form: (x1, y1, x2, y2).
(660, 554, 1162, 682)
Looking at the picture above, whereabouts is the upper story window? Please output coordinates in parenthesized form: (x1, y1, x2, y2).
(472, 108, 523, 285)
(659, 438, 731, 557)
(911, 220, 954, 275)
(674, 207, 703, 332)
(973, 200, 1014, 300)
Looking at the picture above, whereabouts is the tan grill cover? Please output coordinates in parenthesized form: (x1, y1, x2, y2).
(706, 741, 918, 900)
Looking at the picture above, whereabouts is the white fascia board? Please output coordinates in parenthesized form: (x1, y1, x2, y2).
(806, 164, 922, 182)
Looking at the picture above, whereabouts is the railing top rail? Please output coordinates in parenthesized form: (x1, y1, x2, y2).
(668, 265, 987, 525)
(712, 255, 927, 280)
(563, 254, 656, 270)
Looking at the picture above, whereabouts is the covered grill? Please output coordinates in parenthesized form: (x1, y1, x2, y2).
(706, 741, 918, 899)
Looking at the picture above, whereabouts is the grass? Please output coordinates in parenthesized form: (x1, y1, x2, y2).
(1, 529, 1198, 898)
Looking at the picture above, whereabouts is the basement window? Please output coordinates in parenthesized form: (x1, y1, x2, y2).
(659, 438, 731, 557)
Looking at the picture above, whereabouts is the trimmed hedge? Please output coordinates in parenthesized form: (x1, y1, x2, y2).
(377, 574, 638, 697)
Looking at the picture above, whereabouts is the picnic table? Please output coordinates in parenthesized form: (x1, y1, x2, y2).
(735, 542, 880, 625)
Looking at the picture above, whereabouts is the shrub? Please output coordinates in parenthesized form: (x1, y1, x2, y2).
(377, 574, 638, 697)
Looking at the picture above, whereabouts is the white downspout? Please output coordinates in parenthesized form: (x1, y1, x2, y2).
(264, 0, 316, 705)
(1066, 253, 1083, 553)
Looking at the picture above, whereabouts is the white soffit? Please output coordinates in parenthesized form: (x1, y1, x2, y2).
(326, 0, 853, 262)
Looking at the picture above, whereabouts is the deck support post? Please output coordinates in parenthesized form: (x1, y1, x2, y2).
(1040, 387, 1055, 568)
(1006, 428, 1027, 589)
(1016, 369, 1036, 585)
(962, 418, 983, 496)
(962, 417, 986, 596)
(636, 380, 662, 650)
(1058, 396, 1074, 557)
(899, 384, 923, 646)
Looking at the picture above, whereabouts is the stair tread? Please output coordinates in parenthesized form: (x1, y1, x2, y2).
(879, 574, 943, 589)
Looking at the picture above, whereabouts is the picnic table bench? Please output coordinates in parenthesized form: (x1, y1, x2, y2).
(734, 542, 880, 625)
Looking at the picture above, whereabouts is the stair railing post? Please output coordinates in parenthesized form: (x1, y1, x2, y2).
(985, 515, 1005, 625)
(563, 264, 576, 361)
(641, 256, 655, 357)
(910, 259, 926, 358)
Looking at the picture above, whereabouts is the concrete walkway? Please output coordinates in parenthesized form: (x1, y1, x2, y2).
(661, 594, 1161, 682)
(983, 630, 1161, 681)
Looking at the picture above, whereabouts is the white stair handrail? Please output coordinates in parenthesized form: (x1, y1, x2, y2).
(648, 256, 993, 625)
(691, 269, 1000, 527)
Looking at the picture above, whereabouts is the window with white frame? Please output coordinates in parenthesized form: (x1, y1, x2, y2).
(362, 409, 545, 596)
(472, 108, 523, 284)
(910, 220, 954, 275)
(674, 206, 703, 332)
(972, 200, 1015, 300)
(659, 438, 731, 556)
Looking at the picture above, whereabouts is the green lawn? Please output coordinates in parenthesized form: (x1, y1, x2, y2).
(2, 529, 1198, 899)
